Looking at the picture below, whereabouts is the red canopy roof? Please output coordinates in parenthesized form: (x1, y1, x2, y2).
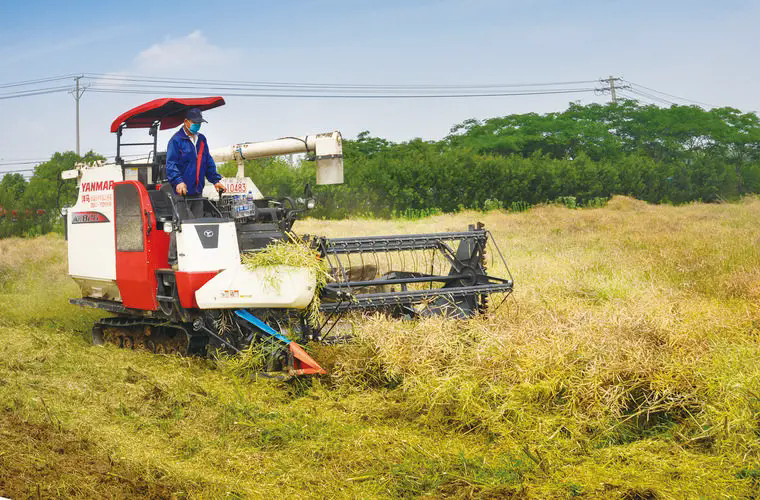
(110, 96, 225, 133)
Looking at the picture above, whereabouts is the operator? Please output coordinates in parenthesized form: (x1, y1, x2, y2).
(163, 107, 226, 268)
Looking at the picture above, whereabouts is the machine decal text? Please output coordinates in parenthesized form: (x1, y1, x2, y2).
(80, 191, 113, 208)
(72, 211, 110, 224)
(224, 182, 247, 194)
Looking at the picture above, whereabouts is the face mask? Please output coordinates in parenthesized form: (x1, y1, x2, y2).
(188, 122, 201, 135)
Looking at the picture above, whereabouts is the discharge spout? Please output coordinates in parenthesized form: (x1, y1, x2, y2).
(210, 131, 343, 185)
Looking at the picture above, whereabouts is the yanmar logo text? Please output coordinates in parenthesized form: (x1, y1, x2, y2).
(80, 180, 115, 192)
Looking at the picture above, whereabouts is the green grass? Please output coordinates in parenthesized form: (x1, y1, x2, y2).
(2, 196, 760, 498)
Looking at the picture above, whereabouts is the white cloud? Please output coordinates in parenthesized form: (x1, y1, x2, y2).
(133, 31, 237, 73)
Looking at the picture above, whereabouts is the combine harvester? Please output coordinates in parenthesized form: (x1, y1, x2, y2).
(63, 97, 513, 376)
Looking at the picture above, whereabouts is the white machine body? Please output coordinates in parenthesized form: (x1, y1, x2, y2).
(66, 163, 123, 300)
(176, 220, 241, 273)
(195, 265, 316, 309)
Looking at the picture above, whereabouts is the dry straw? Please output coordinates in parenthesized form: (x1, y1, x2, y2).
(241, 234, 330, 328)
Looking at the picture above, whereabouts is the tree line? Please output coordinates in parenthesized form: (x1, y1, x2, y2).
(247, 100, 760, 218)
(2, 100, 759, 236)
(0, 152, 102, 237)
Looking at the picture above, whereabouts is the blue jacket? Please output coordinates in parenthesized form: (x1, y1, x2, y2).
(166, 127, 222, 195)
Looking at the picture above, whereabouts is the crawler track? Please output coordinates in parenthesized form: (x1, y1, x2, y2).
(92, 317, 208, 356)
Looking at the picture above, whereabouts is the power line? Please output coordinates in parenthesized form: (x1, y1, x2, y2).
(0, 167, 35, 181)
(0, 159, 47, 165)
(0, 168, 35, 174)
(0, 152, 160, 169)
(0, 153, 152, 163)
(614, 87, 674, 106)
(0, 73, 601, 100)
(0, 156, 48, 162)
(82, 73, 600, 97)
(627, 88, 678, 106)
(0, 73, 726, 109)
(0, 85, 72, 100)
(614, 89, 642, 102)
(612, 85, 674, 106)
(0, 81, 602, 100)
(88, 81, 597, 94)
(84, 72, 599, 90)
(83, 73, 600, 97)
(86, 87, 598, 99)
(0, 74, 78, 89)
(624, 80, 716, 108)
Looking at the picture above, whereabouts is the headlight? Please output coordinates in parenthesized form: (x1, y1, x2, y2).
(306, 198, 316, 210)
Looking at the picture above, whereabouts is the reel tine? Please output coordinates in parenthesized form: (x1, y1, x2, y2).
(339, 254, 348, 283)
(373, 249, 381, 279)
(359, 250, 366, 281)
(346, 252, 352, 281)
(430, 247, 436, 288)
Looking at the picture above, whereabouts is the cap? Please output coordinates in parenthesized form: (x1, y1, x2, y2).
(185, 108, 207, 123)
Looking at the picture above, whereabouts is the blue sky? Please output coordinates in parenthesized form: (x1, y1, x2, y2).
(1, 0, 758, 166)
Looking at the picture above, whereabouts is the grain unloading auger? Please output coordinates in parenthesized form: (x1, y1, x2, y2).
(62, 97, 513, 377)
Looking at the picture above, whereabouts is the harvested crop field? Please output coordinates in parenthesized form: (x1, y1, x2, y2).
(1, 196, 759, 498)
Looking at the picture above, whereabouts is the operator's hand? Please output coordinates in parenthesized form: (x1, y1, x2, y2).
(214, 182, 226, 193)
(176, 182, 188, 196)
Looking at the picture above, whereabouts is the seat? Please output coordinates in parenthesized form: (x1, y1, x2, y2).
(148, 189, 174, 222)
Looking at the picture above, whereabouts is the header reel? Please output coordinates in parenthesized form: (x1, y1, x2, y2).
(314, 223, 513, 325)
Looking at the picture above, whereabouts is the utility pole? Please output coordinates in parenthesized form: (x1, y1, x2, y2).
(607, 75, 617, 103)
(596, 76, 629, 104)
(70, 75, 87, 156)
